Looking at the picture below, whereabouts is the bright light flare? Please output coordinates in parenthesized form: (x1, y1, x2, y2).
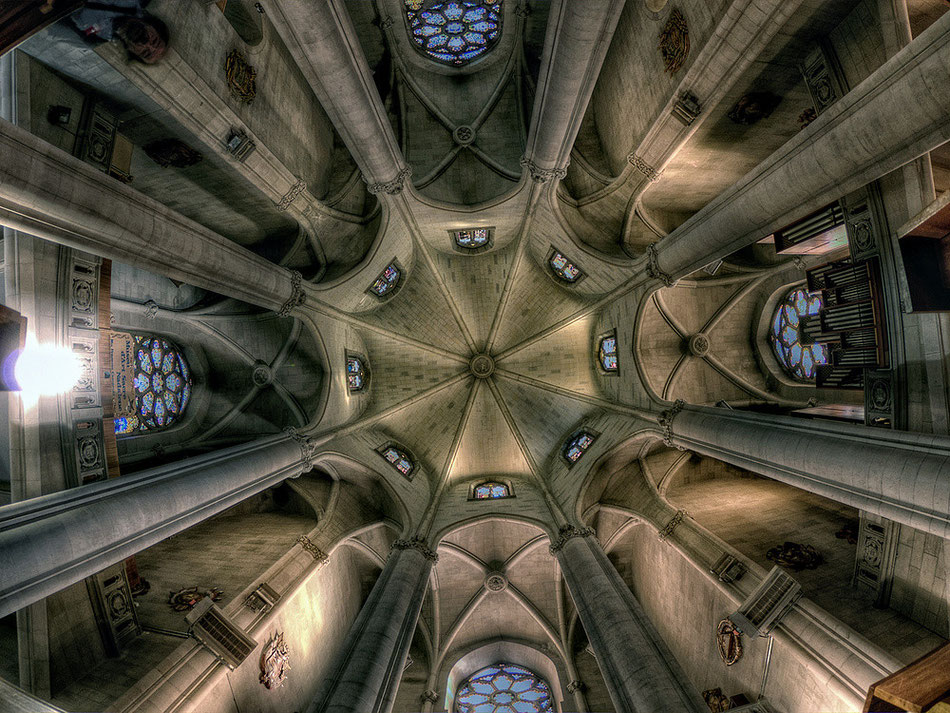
(11, 335, 82, 397)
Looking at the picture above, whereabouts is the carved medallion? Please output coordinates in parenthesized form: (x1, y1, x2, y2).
(225, 50, 257, 104)
(716, 619, 742, 666)
(703, 687, 732, 712)
(765, 541, 823, 571)
(658, 8, 689, 74)
(168, 586, 223, 612)
(144, 138, 204, 168)
(260, 632, 290, 689)
(728, 92, 782, 126)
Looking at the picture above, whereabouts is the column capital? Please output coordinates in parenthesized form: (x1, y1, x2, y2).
(520, 156, 569, 184)
(391, 535, 439, 563)
(365, 167, 413, 195)
(658, 399, 686, 448)
(277, 270, 307, 318)
(646, 243, 677, 287)
(295, 535, 330, 565)
(549, 524, 596, 556)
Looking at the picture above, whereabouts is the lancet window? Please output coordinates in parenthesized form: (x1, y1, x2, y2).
(370, 263, 401, 297)
(405, 0, 502, 66)
(113, 333, 192, 435)
(454, 227, 491, 250)
(473, 481, 510, 499)
(599, 333, 618, 371)
(380, 445, 414, 477)
(549, 249, 582, 283)
(770, 287, 829, 381)
(346, 355, 367, 391)
(455, 663, 553, 712)
(563, 431, 596, 464)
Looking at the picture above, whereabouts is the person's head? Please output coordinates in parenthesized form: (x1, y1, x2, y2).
(115, 14, 169, 64)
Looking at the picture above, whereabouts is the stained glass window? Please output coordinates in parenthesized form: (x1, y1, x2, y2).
(549, 250, 582, 283)
(115, 336, 192, 435)
(406, 1, 502, 67)
(599, 334, 618, 371)
(454, 227, 491, 249)
(473, 481, 510, 499)
(370, 263, 401, 297)
(346, 356, 366, 391)
(381, 446, 414, 477)
(563, 431, 595, 464)
(455, 663, 553, 713)
(770, 287, 828, 381)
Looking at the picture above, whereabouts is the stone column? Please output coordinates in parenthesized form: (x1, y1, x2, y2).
(661, 402, 950, 539)
(268, 1, 409, 191)
(650, 10, 950, 282)
(522, 0, 625, 181)
(0, 118, 304, 314)
(0, 433, 315, 618)
(309, 538, 435, 713)
(551, 525, 705, 713)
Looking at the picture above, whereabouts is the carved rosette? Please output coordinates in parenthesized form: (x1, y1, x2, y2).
(548, 524, 596, 556)
(646, 243, 676, 287)
(484, 572, 508, 593)
(520, 156, 569, 184)
(366, 167, 413, 195)
(277, 270, 307, 318)
(391, 536, 439, 563)
(284, 426, 316, 474)
(276, 179, 307, 212)
(295, 535, 330, 565)
(421, 690, 439, 703)
(627, 153, 661, 183)
(657, 399, 685, 448)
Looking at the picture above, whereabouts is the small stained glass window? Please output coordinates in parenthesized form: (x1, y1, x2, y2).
(599, 334, 618, 371)
(406, 1, 503, 67)
(453, 227, 491, 249)
(455, 663, 553, 713)
(370, 263, 401, 297)
(770, 287, 828, 381)
(346, 356, 366, 391)
(114, 335, 192, 435)
(381, 445, 414, 477)
(563, 431, 596, 464)
(473, 481, 510, 499)
(550, 250, 582, 283)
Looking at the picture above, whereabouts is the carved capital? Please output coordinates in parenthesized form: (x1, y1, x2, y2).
(658, 509, 688, 541)
(657, 398, 685, 448)
(296, 535, 330, 565)
(284, 426, 316, 474)
(391, 535, 439, 563)
(549, 524, 596, 556)
(566, 680, 585, 694)
(514, 3, 531, 18)
(421, 690, 439, 703)
(520, 156, 568, 184)
(276, 179, 307, 212)
(626, 153, 661, 182)
(646, 243, 676, 287)
(277, 270, 307, 318)
(366, 167, 413, 195)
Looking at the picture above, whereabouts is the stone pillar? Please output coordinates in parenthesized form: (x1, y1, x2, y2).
(551, 525, 705, 713)
(0, 433, 314, 618)
(650, 10, 950, 281)
(522, 0, 625, 181)
(661, 402, 950, 539)
(268, 1, 409, 191)
(0, 118, 303, 314)
(310, 537, 436, 713)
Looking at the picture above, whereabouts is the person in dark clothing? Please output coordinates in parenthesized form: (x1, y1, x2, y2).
(69, 0, 168, 63)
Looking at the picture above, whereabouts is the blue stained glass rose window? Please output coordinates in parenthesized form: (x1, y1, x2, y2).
(455, 663, 553, 712)
(406, 1, 502, 66)
(116, 335, 192, 435)
(770, 287, 828, 381)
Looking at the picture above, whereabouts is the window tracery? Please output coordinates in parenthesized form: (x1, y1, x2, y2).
(380, 445, 414, 477)
(370, 263, 401, 297)
(405, 0, 502, 67)
(770, 287, 828, 381)
(455, 663, 553, 712)
(453, 227, 491, 250)
(549, 249, 582, 283)
(563, 431, 596, 464)
(473, 481, 510, 499)
(346, 355, 367, 391)
(599, 333, 618, 371)
(114, 335, 192, 435)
